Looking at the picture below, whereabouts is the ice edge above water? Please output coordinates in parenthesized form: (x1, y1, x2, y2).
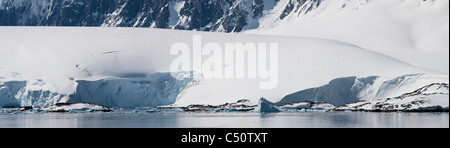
(1, 73, 448, 113)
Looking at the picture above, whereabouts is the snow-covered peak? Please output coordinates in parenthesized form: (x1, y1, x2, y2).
(278, 0, 322, 20)
(0, 0, 278, 32)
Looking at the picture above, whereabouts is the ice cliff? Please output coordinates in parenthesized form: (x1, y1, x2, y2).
(0, 72, 199, 108)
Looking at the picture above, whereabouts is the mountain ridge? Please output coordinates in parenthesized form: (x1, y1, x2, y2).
(0, 0, 323, 32)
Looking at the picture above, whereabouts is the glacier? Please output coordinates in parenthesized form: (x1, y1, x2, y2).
(68, 72, 199, 108)
(0, 72, 199, 108)
(1, 72, 448, 112)
(0, 27, 448, 109)
(0, 81, 26, 108)
(1, 0, 448, 112)
(0, 81, 66, 108)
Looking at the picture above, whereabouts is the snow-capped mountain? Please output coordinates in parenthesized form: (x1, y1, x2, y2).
(0, 0, 327, 32)
(2, 0, 447, 73)
(0, 0, 280, 32)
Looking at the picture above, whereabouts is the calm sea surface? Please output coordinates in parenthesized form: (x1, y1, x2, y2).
(0, 111, 448, 128)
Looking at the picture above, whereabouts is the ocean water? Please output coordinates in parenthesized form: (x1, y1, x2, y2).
(0, 111, 448, 128)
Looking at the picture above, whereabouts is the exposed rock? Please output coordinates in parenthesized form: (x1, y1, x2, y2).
(174, 99, 256, 112)
(43, 103, 112, 112)
(335, 83, 449, 112)
(0, 0, 288, 32)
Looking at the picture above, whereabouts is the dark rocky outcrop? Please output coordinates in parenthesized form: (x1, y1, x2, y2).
(0, 0, 321, 32)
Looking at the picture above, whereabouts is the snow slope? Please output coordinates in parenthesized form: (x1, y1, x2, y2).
(2, 0, 447, 74)
(0, 27, 447, 107)
(246, 0, 450, 74)
(277, 74, 449, 106)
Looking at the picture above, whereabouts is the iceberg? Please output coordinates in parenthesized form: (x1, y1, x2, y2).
(255, 98, 281, 113)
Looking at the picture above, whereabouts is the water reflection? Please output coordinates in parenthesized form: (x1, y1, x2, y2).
(0, 112, 448, 128)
